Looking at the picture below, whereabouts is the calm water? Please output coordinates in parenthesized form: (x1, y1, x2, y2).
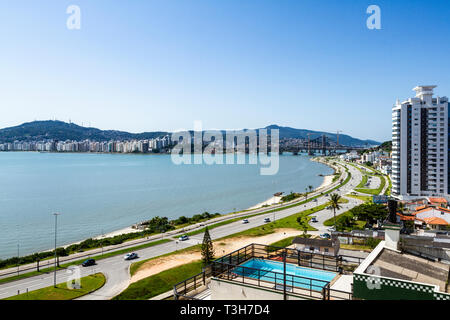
(237, 258, 336, 290)
(0, 152, 332, 259)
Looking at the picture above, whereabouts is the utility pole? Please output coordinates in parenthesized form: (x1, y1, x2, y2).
(101, 229, 104, 256)
(17, 243, 19, 276)
(53, 213, 60, 288)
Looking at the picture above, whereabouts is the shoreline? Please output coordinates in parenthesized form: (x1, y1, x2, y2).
(6, 156, 336, 259)
(77, 156, 337, 243)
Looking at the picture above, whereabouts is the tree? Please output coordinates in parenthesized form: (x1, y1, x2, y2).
(308, 185, 314, 193)
(329, 193, 342, 230)
(296, 216, 309, 236)
(201, 227, 215, 266)
(351, 203, 388, 225)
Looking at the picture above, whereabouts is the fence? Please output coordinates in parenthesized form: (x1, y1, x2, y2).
(173, 243, 358, 300)
(322, 283, 353, 300)
(214, 243, 341, 272)
(173, 265, 212, 300)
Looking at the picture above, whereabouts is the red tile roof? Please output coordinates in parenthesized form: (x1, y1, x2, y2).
(412, 207, 432, 215)
(422, 217, 448, 226)
(428, 197, 448, 204)
(396, 213, 416, 221)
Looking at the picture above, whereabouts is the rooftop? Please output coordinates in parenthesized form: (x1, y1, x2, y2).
(292, 237, 337, 248)
(368, 248, 449, 292)
(428, 197, 448, 204)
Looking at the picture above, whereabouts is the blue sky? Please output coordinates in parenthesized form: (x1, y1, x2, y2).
(0, 0, 449, 142)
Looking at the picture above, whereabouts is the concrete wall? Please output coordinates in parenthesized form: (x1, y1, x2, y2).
(210, 278, 309, 300)
(402, 245, 450, 263)
(385, 228, 400, 251)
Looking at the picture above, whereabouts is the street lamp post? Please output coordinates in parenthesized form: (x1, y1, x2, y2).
(17, 243, 19, 276)
(53, 213, 60, 288)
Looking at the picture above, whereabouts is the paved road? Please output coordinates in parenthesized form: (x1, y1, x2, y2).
(0, 160, 365, 300)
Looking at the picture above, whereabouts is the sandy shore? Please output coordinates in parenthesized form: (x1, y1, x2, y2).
(247, 195, 282, 210)
(317, 174, 334, 191)
(93, 226, 142, 240)
(131, 228, 304, 283)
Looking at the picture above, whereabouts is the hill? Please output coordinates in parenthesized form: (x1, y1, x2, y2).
(265, 125, 379, 147)
(0, 121, 169, 142)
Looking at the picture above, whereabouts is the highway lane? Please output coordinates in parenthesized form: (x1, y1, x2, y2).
(0, 160, 363, 300)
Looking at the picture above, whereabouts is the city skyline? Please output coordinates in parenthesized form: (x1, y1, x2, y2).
(1, 1, 449, 142)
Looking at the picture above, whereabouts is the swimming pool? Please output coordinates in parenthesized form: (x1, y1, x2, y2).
(232, 258, 337, 291)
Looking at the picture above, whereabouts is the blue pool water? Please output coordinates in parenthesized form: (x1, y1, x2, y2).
(233, 258, 336, 291)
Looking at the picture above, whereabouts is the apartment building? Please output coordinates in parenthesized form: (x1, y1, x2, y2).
(392, 85, 449, 199)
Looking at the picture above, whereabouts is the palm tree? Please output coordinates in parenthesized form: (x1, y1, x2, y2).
(329, 193, 341, 230)
(308, 185, 313, 193)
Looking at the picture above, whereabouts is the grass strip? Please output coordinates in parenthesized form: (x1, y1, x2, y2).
(345, 194, 373, 203)
(267, 236, 297, 249)
(113, 260, 203, 300)
(0, 239, 170, 285)
(3, 273, 105, 300)
(355, 175, 386, 195)
(356, 175, 368, 188)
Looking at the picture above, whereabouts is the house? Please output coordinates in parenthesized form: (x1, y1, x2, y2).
(292, 237, 340, 256)
(413, 207, 450, 230)
(427, 197, 448, 208)
(397, 205, 450, 230)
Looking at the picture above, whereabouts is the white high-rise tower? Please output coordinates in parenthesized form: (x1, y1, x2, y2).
(392, 86, 449, 199)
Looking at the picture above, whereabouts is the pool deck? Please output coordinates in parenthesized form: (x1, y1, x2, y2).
(330, 274, 353, 292)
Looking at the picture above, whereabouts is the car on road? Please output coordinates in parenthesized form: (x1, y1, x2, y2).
(311, 216, 318, 223)
(124, 253, 139, 260)
(179, 235, 189, 241)
(82, 259, 96, 267)
(263, 217, 271, 223)
(320, 233, 331, 239)
(242, 219, 249, 224)
(327, 227, 335, 232)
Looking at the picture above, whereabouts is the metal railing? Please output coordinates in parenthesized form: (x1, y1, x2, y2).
(173, 265, 212, 300)
(322, 283, 353, 300)
(211, 260, 330, 299)
(173, 243, 359, 300)
(214, 243, 341, 272)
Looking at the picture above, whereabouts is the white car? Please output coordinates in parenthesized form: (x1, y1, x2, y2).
(242, 219, 249, 224)
(124, 253, 138, 260)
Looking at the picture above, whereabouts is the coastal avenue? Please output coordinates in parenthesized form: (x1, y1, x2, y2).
(0, 160, 365, 300)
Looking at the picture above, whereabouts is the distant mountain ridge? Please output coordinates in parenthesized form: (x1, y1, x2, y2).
(0, 121, 379, 147)
(265, 125, 380, 147)
(0, 121, 169, 143)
